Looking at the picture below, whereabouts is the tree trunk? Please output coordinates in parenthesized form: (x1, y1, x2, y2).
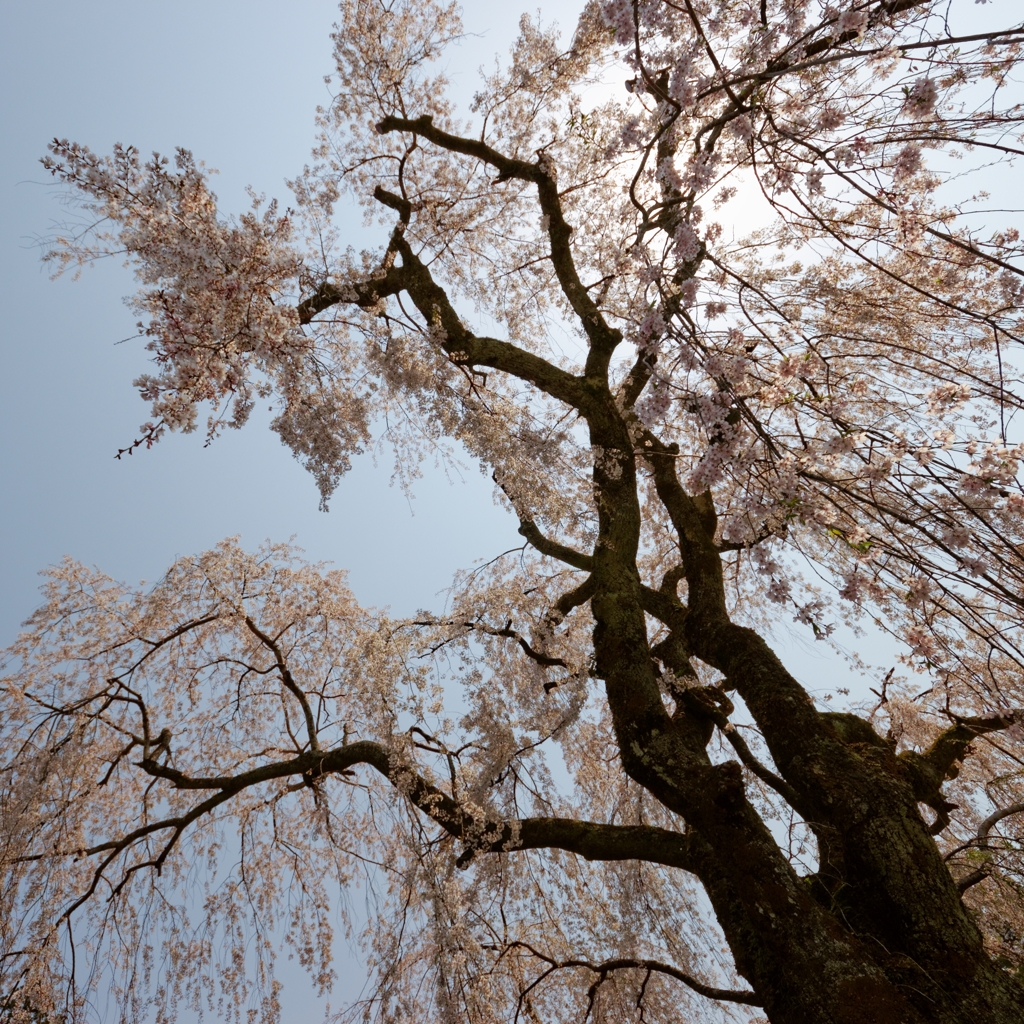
(587, 430, 1024, 1023)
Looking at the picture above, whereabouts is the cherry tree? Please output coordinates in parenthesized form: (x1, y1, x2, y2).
(4, 0, 1024, 1021)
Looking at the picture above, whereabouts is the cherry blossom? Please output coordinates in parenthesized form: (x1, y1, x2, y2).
(8, 1, 1024, 1021)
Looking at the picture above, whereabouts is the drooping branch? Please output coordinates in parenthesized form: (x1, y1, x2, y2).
(243, 616, 321, 753)
(504, 941, 762, 1008)
(461, 817, 699, 873)
(56, 740, 704, 879)
(376, 115, 540, 186)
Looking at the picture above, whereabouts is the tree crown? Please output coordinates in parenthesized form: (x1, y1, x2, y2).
(5, 1, 1024, 1021)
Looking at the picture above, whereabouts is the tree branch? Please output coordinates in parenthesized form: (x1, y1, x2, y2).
(721, 725, 799, 806)
(376, 114, 622, 368)
(921, 711, 1023, 781)
(389, 231, 591, 411)
(505, 941, 761, 1007)
(951, 800, 1024, 893)
(376, 115, 539, 184)
(243, 616, 320, 753)
(517, 519, 594, 571)
(415, 617, 569, 669)
(551, 575, 597, 620)
(977, 800, 1024, 843)
(68, 741, 703, 880)
(568, 955, 761, 1007)
(297, 265, 408, 324)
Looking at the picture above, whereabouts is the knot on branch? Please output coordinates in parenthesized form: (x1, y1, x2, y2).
(711, 760, 745, 809)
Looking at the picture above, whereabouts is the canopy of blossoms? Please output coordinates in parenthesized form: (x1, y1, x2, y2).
(4, 1, 1024, 1022)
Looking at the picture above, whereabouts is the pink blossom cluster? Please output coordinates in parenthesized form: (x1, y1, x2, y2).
(43, 141, 304, 442)
(960, 443, 1024, 497)
(599, 0, 636, 46)
(674, 220, 701, 261)
(636, 379, 674, 426)
(835, 10, 869, 37)
(892, 143, 924, 182)
(749, 543, 792, 604)
(683, 151, 720, 193)
(636, 308, 667, 352)
(925, 382, 971, 414)
(794, 599, 834, 638)
(703, 351, 749, 387)
(903, 77, 938, 117)
(838, 571, 884, 605)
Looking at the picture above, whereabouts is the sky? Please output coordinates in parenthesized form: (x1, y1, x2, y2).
(0, 0, 599, 648)
(6, 0, 1004, 1015)
(0, 1, 589, 1015)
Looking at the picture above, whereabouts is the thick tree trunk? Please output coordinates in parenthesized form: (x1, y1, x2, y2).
(698, 627, 1023, 1021)
(584, 425, 1024, 1023)
(608, 621, 1024, 1021)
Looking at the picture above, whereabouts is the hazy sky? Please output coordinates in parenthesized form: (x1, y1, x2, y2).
(0, 0, 901, 751)
(0, 0, 592, 647)
(0, 2, 595, 1014)
(5, 0, 1000, 1016)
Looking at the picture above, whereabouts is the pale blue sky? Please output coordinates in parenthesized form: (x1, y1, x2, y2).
(3, 1, 992, 1015)
(0, 3, 588, 1014)
(0, 0, 589, 646)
